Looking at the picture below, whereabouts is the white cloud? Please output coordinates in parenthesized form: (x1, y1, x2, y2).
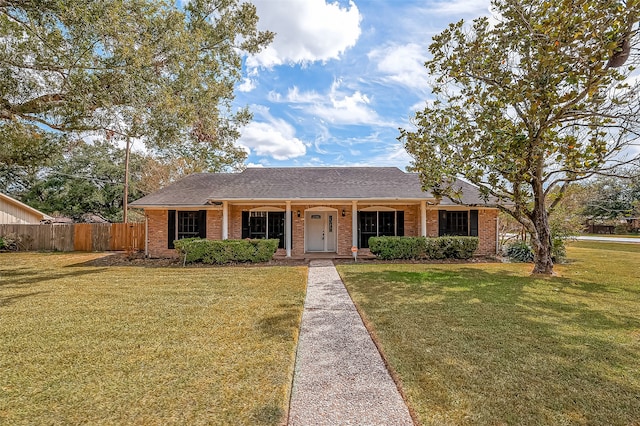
(339, 142, 413, 168)
(368, 43, 431, 90)
(270, 81, 387, 126)
(247, 0, 362, 68)
(310, 90, 378, 125)
(284, 86, 324, 104)
(424, 0, 490, 16)
(238, 107, 307, 160)
(237, 78, 256, 92)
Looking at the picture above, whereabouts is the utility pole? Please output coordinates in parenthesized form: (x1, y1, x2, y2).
(123, 136, 131, 223)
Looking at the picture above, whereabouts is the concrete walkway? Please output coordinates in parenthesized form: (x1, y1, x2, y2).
(288, 260, 414, 426)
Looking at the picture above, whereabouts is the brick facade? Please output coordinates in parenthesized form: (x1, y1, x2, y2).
(426, 208, 497, 255)
(146, 209, 171, 258)
(477, 208, 498, 255)
(144, 204, 498, 258)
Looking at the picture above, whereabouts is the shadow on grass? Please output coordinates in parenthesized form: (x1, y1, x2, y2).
(339, 266, 640, 424)
(0, 291, 50, 308)
(255, 303, 302, 341)
(0, 266, 108, 308)
(0, 267, 108, 288)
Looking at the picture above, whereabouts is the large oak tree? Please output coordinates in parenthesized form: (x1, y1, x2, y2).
(400, 0, 640, 274)
(0, 0, 273, 170)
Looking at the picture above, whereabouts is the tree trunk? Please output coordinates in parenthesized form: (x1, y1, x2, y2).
(530, 199, 554, 275)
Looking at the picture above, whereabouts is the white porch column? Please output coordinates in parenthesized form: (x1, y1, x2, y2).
(352, 200, 358, 248)
(285, 201, 292, 257)
(222, 201, 229, 240)
(421, 200, 427, 237)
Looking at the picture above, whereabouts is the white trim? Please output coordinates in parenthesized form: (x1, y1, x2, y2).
(222, 201, 229, 240)
(285, 201, 291, 258)
(142, 206, 222, 211)
(304, 208, 338, 253)
(352, 200, 358, 249)
(249, 206, 285, 212)
(433, 205, 483, 211)
(204, 197, 438, 204)
(358, 205, 396, 212)
(304, 206, 338, 212)
(421, 200, 427, 237)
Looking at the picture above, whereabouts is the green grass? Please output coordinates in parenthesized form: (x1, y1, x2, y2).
(0, 253, 306, 425)
(338, 242, 640, 425)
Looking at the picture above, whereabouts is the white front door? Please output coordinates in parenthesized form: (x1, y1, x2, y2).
(307, 212, 326, 251)
(306, 211, 337, 252)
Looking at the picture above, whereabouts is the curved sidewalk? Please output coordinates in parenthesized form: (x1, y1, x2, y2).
(288, 260, 414, 426)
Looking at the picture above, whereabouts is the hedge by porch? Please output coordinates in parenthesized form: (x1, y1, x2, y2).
(368, 236, 479, 260)
(174, 238, 279, 264)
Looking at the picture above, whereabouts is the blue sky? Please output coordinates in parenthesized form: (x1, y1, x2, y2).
(233, 0, 492, 169)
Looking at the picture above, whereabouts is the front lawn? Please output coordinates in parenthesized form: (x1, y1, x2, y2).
(338, 242, 640, 425)
(0, 253, 306, 425)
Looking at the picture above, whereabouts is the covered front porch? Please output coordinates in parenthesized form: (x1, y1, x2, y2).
(220, 199, 433, 258)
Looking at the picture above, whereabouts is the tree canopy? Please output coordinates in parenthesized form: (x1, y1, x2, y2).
(400, 0, 640, 274)
(580, 171, 640, 220)
(0, 0, 273, 170)
(18, 139, 145, 222)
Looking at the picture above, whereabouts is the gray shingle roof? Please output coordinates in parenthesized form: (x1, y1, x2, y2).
(130, 167, 494, 207)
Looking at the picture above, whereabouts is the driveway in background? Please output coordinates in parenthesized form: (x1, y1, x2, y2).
(575, 236, 640, 243)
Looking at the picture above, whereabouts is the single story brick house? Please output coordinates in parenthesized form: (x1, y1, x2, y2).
(130, 167, 500, 258)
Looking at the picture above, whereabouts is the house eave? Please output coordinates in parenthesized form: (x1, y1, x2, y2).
(130, 204, 222, 210)
(205, 197, 439, 204)
(0, 192, 52, 221)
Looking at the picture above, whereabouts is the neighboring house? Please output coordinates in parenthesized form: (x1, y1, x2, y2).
(130, 167, 500, 258)
(624, 217, 639, 232)
(0, 193, 51, 224)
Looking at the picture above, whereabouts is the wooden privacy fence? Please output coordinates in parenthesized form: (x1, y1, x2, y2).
(0, 223, 145, 252)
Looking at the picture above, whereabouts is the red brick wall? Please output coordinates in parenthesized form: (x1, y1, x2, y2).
(425, 208, 498, 255)
(427, 210, 439, 238)
(207, 210, 223, 240)
(477, 209, 498, 255)
(145, 205, 498, 258)
(146, 209, 172, 258)
(145, 208, 222, 258)
(289, 204, 351, 256)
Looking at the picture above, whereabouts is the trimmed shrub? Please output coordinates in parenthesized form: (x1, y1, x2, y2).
(504, 239, 566, 263)
(427, 236, 479, 259)
(551, 236, 567, 263)
(174, 238, 279, 265)
(368, 236, 479, 260)
(368, 236, 424, 260)
(505, 241, 534, 262)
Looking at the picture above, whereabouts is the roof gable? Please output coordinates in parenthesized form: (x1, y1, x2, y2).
(0, 193, 51, 223)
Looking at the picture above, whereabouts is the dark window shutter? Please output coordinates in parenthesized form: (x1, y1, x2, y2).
(241, 211, 249, 239)
(396, 211, 405, 236)
(469, 210, 479, 237)
(168, 210, 176, 249)
(438, 210, 447, 237)
(198, 210, 207, 238)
